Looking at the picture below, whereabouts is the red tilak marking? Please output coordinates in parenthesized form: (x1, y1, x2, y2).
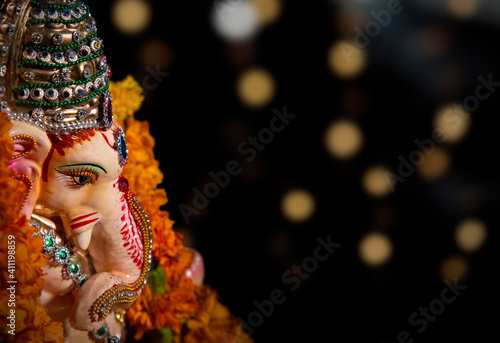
(71, 212, 98, 223)
(70, 217, 98, 229)
(42, 148, 55, 183)
(100, 132, 115, 150)
(43, 130, 97, 182)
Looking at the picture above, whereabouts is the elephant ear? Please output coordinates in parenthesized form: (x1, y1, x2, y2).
(8, 121, 51, 217)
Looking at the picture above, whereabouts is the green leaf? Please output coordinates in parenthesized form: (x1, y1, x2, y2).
(151, 327, 174, 343)
(147, 264, 167, 300)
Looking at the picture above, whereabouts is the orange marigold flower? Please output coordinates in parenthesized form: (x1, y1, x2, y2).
(152, 214, 183, 267)
(0, 112, 13, 167)
(124, 117, 156, 163)
(0, 112, 64, 342)
(183, 286, 254, 343)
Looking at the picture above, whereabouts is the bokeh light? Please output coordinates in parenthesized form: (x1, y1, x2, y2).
(281, 189, 316, 223)
(359, 233, 393, 267)
(139, 39, 173, 71)
(416, 25, 451, 57)
(327, 41, 366, 79)
(440, 255, 469, 282)
(417, 147, 451, 181)
(211, 0, 260, 41)
(237, 68, 276, 108)
(455, 219, 487, 253)
(250, 0, 282, 25)
(362, 166, 392, 197)
(433, 104, 471, 144)
(445, 0, 479, 20)
(333, 5, 366, 36)
(324, 120, 364, 159)
(112, 0, 151, 35)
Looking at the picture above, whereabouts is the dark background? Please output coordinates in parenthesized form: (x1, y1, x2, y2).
(91, 0, 498, 341)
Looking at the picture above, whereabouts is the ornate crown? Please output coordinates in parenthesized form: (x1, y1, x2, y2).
(0, 0, 113, 133)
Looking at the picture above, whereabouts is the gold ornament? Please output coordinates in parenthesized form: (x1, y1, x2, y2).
(0, 0, 113, 133)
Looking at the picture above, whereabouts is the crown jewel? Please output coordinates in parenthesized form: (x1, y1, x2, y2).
(1, 0, 113, 133)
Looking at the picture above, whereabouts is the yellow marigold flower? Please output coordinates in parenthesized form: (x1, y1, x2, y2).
(109, 75, 145, 124)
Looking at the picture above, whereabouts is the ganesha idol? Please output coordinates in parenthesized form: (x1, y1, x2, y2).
(0, 1, 203, 342)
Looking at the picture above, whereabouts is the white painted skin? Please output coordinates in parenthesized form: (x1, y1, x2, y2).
(8, 119, 205, 341)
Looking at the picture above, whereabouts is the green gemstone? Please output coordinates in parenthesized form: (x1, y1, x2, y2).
(97, 326, 106, 336)
(80, 278, 86, 286)
(70, 264, 79, 273)
(59, 251, 67, 259)
(45, 238, 53, 247)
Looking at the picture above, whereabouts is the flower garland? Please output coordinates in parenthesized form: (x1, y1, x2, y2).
(0, 113, 65, 342)
(0, 76, 253, 343)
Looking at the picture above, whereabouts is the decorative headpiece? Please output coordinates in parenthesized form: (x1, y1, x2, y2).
(0, 0, 113, 133)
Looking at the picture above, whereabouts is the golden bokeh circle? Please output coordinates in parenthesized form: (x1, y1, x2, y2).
(112, 0, 152, 35)
(237, 68, 276, 108)
(281, 189, 316, 223)
(433, 104, 471, 144)
(324, 120, 364, 159)
(445, 0, 479, 19)
(359, 233, 393, 267)
(440, 255, 469, 282)
(417, 147, 451, 181)
(455, 219, 487, 253)
(327, 41, 366, 79)
(250, 0, 282, 25)
(362, 166, 392, 197)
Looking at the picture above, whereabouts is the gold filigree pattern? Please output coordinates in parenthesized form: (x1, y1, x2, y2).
(11, 134, 37, 160)
(12, 174, 33, 207)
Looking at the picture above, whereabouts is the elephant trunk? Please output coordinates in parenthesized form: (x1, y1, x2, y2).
(70, 182, 152, 331)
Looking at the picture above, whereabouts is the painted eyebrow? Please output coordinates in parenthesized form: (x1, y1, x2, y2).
(59, 163, 107, 174)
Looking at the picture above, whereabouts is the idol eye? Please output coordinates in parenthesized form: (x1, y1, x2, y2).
(55, 166, 101, 189)
(72, 175, 93, 186)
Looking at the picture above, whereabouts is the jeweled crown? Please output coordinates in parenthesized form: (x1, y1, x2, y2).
(0, 0, 113, 133)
